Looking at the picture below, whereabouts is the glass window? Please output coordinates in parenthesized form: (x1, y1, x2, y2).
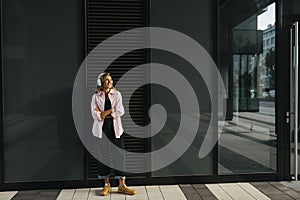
(218, 1, 276, 174)
(271, 38, 275, 45)
(150, 0, 215, 177)
(3, 0, 84, 182)
(282, 0, 300, 15)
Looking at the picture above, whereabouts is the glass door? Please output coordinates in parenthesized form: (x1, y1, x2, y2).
(290, 20, 300, 181)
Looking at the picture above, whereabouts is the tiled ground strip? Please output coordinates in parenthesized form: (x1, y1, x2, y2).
(11, 189, 60, 200)
(1, 182, 300, 200)
(180, 184, 217, 200)
(251, 182, 300, 200)
(206, 183, 270, 200)
(56, 185, 187, 200)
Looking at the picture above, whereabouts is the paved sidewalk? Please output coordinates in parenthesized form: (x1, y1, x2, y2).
(57, 185, 186, 200)
(0, 182, 299, 200)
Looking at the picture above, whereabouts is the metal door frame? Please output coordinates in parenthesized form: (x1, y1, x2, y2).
(278, 14, 300, 180)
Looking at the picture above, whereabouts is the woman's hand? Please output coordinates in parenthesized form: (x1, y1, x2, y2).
(94, 107, 101, 120)
(100, 111, 108, 119)
(100, 109, 113, 119)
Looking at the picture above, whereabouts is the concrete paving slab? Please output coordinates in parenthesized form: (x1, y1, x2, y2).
(237, 183, 270, 200)
(0, 191, 18, 200)
(206, 184, 233, 200)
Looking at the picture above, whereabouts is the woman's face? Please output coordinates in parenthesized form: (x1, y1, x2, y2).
(103, 75, 113, 89)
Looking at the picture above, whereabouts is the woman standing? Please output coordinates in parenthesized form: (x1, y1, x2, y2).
(91, 72, 136, 196)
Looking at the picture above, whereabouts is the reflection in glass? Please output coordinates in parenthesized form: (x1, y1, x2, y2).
(3, 0, 84, 182)
(218, 1, 276, 174)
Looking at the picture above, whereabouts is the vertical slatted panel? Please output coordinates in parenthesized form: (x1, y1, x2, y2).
(86, 0, 148, 179)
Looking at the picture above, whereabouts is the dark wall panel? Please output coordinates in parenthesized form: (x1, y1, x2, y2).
(2, 0, 84, 182)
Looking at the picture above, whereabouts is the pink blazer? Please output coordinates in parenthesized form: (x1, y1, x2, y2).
(91, 89, 125, 138)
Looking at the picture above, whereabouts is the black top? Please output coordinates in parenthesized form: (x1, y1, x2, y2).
(104, 93, 112, 117)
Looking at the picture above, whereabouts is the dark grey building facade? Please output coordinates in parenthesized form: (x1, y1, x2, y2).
(0, 0, 300, 190)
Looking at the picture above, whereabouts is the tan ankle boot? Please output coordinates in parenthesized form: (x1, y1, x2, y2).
(100, 183, 110, 196)
(118, 185, 136, 195)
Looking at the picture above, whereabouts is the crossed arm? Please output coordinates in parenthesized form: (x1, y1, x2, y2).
(94, 107, 114, 119)
(91, 92, 124, 121)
